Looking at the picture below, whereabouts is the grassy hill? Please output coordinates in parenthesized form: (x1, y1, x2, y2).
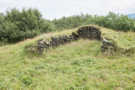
(0, 26, 135, 90)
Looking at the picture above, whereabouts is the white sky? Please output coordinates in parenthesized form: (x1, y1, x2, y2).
(0, 0, 135, 19)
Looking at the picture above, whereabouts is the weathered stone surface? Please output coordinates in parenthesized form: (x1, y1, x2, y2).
(37, 39, 49, 54)
(77, 26, 101, 40)
(101, 38, 117, 55)
(26, 26, 102, 55)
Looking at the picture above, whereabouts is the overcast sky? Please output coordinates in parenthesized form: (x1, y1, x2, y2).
(0, 0, 135, 19)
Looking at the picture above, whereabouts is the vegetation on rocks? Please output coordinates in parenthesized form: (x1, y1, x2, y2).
(24, 26, 101, 55)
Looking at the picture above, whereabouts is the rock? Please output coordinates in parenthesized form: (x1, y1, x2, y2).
(37, 39, 49, 54)
(37, 39, 45, 54)
(71, 32, 79, 40)
(101, 38, 117, 55)
(26, 26, 103, 55)
(77, 26, 101, 40)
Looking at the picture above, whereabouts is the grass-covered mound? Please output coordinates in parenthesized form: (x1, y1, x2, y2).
(25, 25, 101, 55)
(0, 26, 135, 89)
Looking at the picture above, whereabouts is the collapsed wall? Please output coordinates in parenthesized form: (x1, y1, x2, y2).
(25, 25, 135, 56)
(101, 37, 135, 56)
(77, 26, 101, 40)
(101, 38, 118, 55)
(25, 25, 102, 54)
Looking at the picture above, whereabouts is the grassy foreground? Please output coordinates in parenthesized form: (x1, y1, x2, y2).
(0, 26, 135, 90)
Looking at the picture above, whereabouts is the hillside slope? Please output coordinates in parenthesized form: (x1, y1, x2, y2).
(0, 26, 135, 90)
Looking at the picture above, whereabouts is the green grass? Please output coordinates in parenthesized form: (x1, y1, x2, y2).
(0, 26, 135, 90)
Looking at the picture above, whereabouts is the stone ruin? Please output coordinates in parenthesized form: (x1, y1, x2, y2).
(25, 25, 102, 55)
(36, 33, 79, 54)
(77, 26, 101, 40)
(101, 38, 118, 55)
(25, 25, 135, 56)
(101, 37, 135, 56)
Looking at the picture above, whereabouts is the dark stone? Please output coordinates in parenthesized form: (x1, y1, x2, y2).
(30, 26, 102, 55)
(101, 38, 117, 54)
(72, 32, 79, 40)
(77, 26, 101, 40)
(37, 39, 45, 54)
